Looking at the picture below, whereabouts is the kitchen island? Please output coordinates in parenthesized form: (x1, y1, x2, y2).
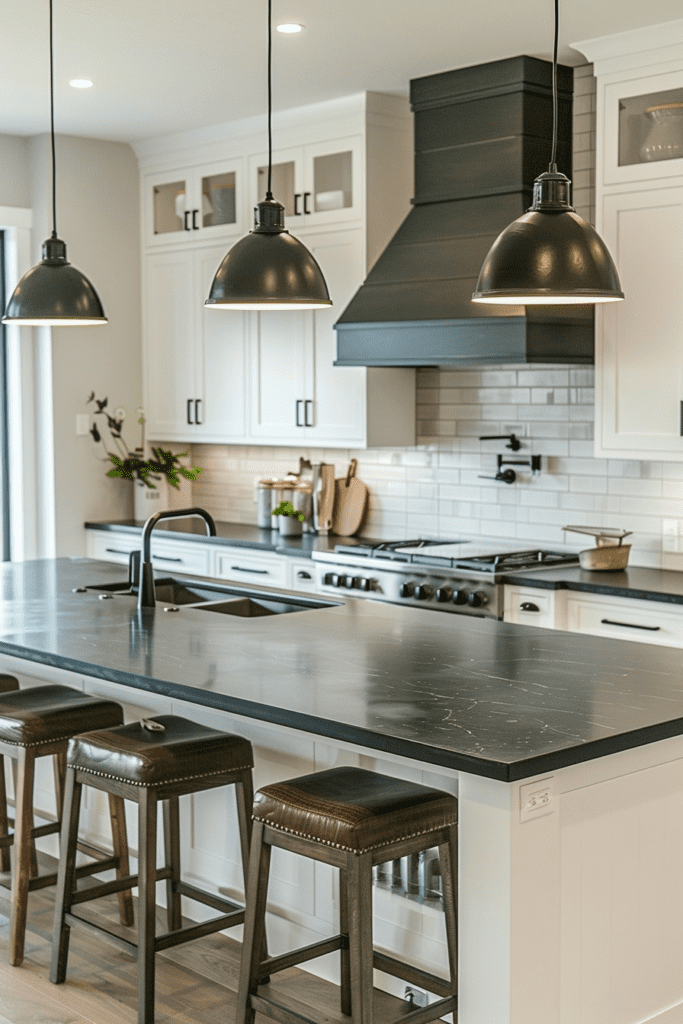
(2, 558, 683, 1024)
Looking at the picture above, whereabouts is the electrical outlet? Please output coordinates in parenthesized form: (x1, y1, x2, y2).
(519, 777, 555, 823)
(404, 986, 428, 1008)
(76, 414, 90, 436)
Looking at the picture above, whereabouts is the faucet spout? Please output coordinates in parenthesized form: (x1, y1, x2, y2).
(137, 507, 217, 610)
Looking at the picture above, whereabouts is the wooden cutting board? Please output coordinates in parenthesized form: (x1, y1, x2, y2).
(315, 463, 336, 534)
(332, 459, 368, 536)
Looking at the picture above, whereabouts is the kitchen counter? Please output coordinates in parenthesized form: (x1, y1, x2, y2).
(84, 518, 364, 558)
(507, 564, 683, 604)
(5, 558, 683, 783)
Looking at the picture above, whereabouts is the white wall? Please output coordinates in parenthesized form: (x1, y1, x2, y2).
(26, 133, 141, 557)
(0, 134, 31, 207)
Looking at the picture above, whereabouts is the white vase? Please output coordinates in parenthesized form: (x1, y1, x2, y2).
(134, 475, 168, 523)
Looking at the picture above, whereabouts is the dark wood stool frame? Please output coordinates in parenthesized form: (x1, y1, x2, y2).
(237, 820, 458, 1024)
(51, 762, 256, 1024)
(0, 736, 133, 966)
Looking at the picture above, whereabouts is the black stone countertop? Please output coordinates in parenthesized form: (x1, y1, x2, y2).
(5, 558, 683, 784)
(84, 519, 366, 558)
(506, 566, 683, 605)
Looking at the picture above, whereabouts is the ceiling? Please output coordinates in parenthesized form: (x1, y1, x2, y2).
(2, 0, 682, 143)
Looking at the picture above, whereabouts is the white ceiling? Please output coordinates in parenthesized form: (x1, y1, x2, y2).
(2, 0, 683, 143)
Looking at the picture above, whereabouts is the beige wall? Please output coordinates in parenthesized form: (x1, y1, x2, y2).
(27, 133, 141, 556)
(0, 134, 31, 207)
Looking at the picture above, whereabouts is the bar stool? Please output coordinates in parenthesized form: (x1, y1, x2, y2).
(237, 766, 458, 1024)
(0, 683, 132, 966)
(51, 714, 256, 1024)
(0, 674, 20, 873)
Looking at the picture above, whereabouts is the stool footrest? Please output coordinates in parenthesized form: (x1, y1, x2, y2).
(373, 951, 451, 998)
(250, 992, 321, 1024)
(392, 996, 456, 1024)
(0, 819, 62, 849)
(70, 873, 138, 906)
(155, 910, 245, 952)
(260, 934, 347, 978)
(65, 911, 137, 956)
(175, 881, 243, 915)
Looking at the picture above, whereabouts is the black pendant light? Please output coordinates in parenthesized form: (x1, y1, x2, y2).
(472, 0, 623, 305)
(3, 0, 107, 326)
(205, 0, 331, 311)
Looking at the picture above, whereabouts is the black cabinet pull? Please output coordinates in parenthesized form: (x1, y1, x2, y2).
(192, 208, 199, 230)
(153, 555, 183, 563)
(520, 602, 539, 612)
(294, 193, 302, 215)
(297, 570, 312, 579)
(183, 210, 191, 231)
(600, 618, 661, 632)
(187, 399, 194, 424)
(230, 565, 269, 574)
(303, 192, 311, 215)
(296, 399, 304, 427)
(304, 399, 313, 427)
(105, 547, 132, 556)
(195, 398, 202, 425)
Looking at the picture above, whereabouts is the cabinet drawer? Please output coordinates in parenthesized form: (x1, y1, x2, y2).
(86, 531, 140, 564)
(504, 586, 556, 629)
(566, 594, 683, 646)
(86, 530, 210, 576)
(212, 548, 288, 588)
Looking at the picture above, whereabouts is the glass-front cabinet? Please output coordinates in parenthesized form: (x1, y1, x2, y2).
(603, 69, 683, 185)
(248, 136, 362, 228)
(144, 158, 244, 247)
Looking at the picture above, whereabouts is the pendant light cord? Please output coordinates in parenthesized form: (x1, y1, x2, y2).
(549, 0, 559, 172)
(49, 0, 58, 238)
(266, 0, 273, 200)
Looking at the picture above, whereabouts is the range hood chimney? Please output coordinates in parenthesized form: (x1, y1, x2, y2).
(335, 56, 594, 367)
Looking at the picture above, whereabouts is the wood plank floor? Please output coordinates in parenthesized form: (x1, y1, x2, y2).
(0, 859, 404, 1024)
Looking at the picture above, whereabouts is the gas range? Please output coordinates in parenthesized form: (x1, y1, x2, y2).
(311, 539, 579, 618)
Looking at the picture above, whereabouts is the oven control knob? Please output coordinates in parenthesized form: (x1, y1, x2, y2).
(413, 584, 431, 600)
(435, 587, 452, 603)
(357, 577, 374, 591)
(452, 589, 468, 605)
(324, 573, 337, 586)
(344, 577, 356, 589)
(468, 591, 488, 608)
(399, 583, 413, 599)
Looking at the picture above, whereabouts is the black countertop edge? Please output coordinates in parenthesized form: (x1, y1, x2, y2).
(4, 637, 681, 785)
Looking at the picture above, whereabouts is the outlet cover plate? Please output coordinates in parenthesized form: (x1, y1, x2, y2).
(520, 777, 555, 823)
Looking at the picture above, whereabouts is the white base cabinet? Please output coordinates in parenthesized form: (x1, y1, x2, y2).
(565, 590, 683, 646)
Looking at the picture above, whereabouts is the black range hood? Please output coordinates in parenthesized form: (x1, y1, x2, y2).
(335, 56, 594, 367)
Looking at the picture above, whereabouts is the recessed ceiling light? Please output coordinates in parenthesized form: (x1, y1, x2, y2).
(69, 79, 93, 89)
(276, 23, 304, 33)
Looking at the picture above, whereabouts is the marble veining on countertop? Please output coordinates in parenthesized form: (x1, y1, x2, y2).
(4, 559, 683, 783)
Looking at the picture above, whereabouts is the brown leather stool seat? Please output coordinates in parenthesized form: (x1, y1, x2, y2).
(237, 766, 459, 1024)
(51, 715, 257, 1024)
(0, 681, 131, 967)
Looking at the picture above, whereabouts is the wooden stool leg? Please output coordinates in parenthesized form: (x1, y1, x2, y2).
(138, 788, 158, 1024)
(109, 794, 134, 928)
(0, 755, 11, 873)
(52, 751, 67, 822)
(11, 759, 37, 879)
(162, 796, 182, 932)
(347, 852, 374, 1024)
(438, 825, 458, 1003)
(236, 821, 271, 1024)
(339, 867, 352, 1016)
(234, 769, 269, 976)
(50, 768, 83, 984)
(9, 747, 35, 965)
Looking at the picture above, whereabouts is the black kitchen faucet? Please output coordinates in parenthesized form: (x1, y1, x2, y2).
(132, 507, 217, 610)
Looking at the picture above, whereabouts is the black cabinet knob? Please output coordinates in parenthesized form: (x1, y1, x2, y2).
(468, 591, 487, 608)
(452, 589, 467, 605)
(435, 587, 452, 603)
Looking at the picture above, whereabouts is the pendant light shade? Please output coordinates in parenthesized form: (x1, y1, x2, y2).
(2, 0, 107, 327)
(205, 199, 331, 310)
(472, 0, 623, 306)
(205, 0, 331, 311)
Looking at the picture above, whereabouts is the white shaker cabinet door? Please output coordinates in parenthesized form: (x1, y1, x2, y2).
(144, 249, 198, 440)
(596, 186, 683, 459)
(194, 244, 247, 442)
(249, 308, 309, 442)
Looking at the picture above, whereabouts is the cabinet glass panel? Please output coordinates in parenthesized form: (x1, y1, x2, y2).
(257, 160, 296, 216)
(312, 151, 352, 212)
(619, 88, 683, 166)
(201, 171, 236, 227)
(153, 179, 188, 236)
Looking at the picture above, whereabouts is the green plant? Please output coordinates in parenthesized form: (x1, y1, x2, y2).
(87, 392, 202, 490)
(272, 500, 305, 522)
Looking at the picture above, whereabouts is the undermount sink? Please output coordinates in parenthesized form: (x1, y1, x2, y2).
(84, 577, 337, 617)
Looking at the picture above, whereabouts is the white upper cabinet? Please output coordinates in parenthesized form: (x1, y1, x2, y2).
(144, 158, 245, 248)
(576, 20, 683, 460)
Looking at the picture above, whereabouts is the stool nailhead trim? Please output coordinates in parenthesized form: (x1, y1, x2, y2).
(251, 815, 458, 855)
(70, 762, 254, 787)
